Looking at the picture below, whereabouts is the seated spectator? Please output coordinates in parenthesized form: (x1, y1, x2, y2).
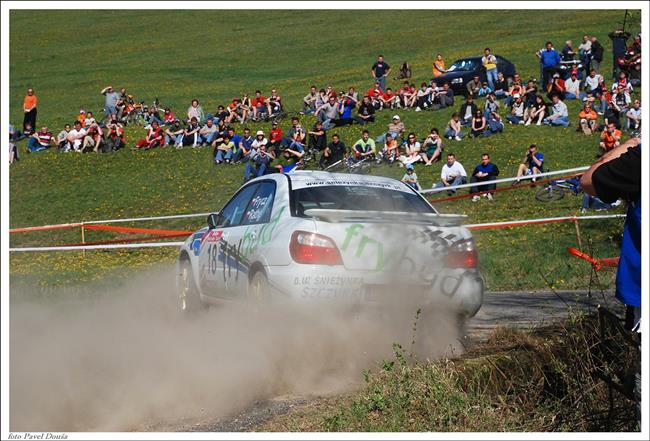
(459, 96, 478, 127)
(433, 153, 467, 195)
(375, 114, 405, 144)
(134, 121, 163, 150)
(378, 133, 399, 164)
(354, 96, 376, 125)
(599, 122, 622, 155)
(214, 135, 235, 164)
(285, 121, 307, 160)
(165, 120, 184, 147)
(504, 74, 524, 107)
(163, 108, 176, 126)
(420, 128, 444, 165)
(434, 82, 454, 109)
(302, 86, 319, 115)
(465, 75, 481, 97)
(22, 122, 34, 138)
(365, 82, 385, 109)
(470, 153, 500, 201)
(55, 124, 72, 152)
(603, 105, 621, 130)
(83, 111, 97, 127)
(611, 85, 631, 117)
(577, 102, 598, 135)
(613, 71, 634, 94)
(486, 111, 505, 135)
(198, 118, 218, 146)
(380, 87, 400, 109)
(514, 144, 544, 184)
(582, 69, 602, 97)
(181, 117, 201, 148)
(581, 192, 620, 214)
(543, 94, 569, 127)
(267, 89, 283, 116)
(234, 127, 255, 162)
(307, 121, 327, 154)
(215, 106, 229, 125)
(398, 132, 421, 167)
(187, 99, 205, 124)
(469, 110, 487, 137)
(268, 121, 283, 154)
(351, 130, 377, 162)
(625, 99, 641, 132)
(415, 82, 434, 111)
(315, 95, 339, 130)
(333, 96, 355, 127)
(484, 92, 500, 118)
(81, 121, 103, 153)
(401, 164, 420, 190)
(477, 82, 492, 97)
(396, 61, 412, 80)
(144, 106, 163, 128)
(493, 72, 509, 98)
(345, 87, 359, 105)
(66, 120, 87, 152)
(399, 81, 416, 109)
(77, 109, 86, 126)
(546, 73, 565, 100)
(9, 125, 18, 163)
(244, 144, 275, 181)
(103, 120, 125, 152)
(250, 130, 268, 158)
(564, 72, 580, 99)
(251, 90, 268, 121)
(318, 133, 347, 169)
(523, 79, 538, 106)
(226, 97, 246, 124)
(524, 95, 546, 126)
(444, 113, 464, 141)
(281, 117, 302, 148)
(27, 126, 54, 153)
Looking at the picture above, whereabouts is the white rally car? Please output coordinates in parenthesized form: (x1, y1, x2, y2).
(177, 171, 483, 317)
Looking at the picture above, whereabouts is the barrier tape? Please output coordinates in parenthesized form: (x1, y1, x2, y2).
(9, 214, 625, 252)
(83, 224, 193, 236)
(63, 233, 192, 247)
(420, 166, 590, 195)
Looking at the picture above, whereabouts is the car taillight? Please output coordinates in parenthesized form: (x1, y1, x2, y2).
(290, 231, 342, 265)
(445, 239, 478, 268)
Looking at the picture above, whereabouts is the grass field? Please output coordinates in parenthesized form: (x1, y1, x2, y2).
(8, 9, 641, 294)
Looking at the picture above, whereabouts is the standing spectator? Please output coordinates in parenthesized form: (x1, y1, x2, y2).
(524, 95, 546, 126)
(578, 34, 592, 75)
(469, 110, 487, 137)
(318, 133, 347, 169)
(56, 124, 72, 152)
(314, 95, 339, 130)
(371, 54, 391, 92)
(432, 53, 446, 78)
(354, 96, 376, 125)
(564, 72, 581, 99)
(22, 88, 38, 132)
(302, 85, 318, 114)
(625, 99, 641, 132)
(590, 36, 605, 73)
(27, 126, 54, 153)
(187, 99, 205, 124)
(470, 153, 500, 201)
(420, 128, 444, 165)
(401, 164, 420, 190)
(66, 120, 87, 152)
(134, 120, 163, 150)
(577, 101, 598, 135)
(482, 48, 498, 90)
(599, 121, 622, 155)
(537, 41, 561, 87)
(433, 153, 467, 195)
(444, 113, 464, 141)
(514, 144, 544, 184)
(543, 94, 569, 127)
(375, 114, 405, 144)
(100, 86, 121, 119)
(459, 96, 478, 127)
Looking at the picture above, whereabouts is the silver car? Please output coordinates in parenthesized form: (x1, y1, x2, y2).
(177, 171, 483, 317)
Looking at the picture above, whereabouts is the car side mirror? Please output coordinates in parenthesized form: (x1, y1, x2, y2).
(207, 213, 219, 230)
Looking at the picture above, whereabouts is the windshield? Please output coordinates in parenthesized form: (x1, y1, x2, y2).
(447, 59, 477, 72)
(292, 185, 436, 216)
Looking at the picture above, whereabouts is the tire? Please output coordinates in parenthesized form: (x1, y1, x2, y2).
(178, 258, 204, 313)
(535, 185, 565, 202)
(248, 270, 270, 304)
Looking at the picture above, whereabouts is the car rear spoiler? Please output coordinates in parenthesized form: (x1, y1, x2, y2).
(303, 209, 467, 226)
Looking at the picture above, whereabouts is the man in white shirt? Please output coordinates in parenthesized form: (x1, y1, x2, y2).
(564, 73, 581, 99)
(543, 95, 570, 127)
(584, 69, 602, 94)
(434, 153, 467, 195)
(66, 120, 87, 152)
(625, 100, 641, 132)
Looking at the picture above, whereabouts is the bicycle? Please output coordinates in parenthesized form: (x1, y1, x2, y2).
(324, 156, 373, 174)
(535, 176, 583, 202)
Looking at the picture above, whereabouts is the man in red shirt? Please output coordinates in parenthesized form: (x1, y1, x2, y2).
(251, 90, 267, 120)
(268, 121, 283, 155)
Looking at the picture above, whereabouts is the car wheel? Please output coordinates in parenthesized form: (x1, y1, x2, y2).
(249, 270, 270, 304)
(178, 258, 204, 313)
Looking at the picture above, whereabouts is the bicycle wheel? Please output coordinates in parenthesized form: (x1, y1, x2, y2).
(352, 162, 372, 175)
(535, 185, 565, 202)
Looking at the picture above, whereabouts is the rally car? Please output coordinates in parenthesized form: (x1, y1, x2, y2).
(177, 171, 484, 317)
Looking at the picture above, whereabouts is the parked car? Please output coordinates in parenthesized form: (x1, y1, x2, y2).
(432, 55, 517, 95)
(177, 171, 484, 318)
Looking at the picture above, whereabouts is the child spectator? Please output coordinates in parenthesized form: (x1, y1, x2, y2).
(214, 135, 235, 164)
(444, 113, 464, 141)
(599, 122, 622, 155)
(401, 164, 420, 190)
(378, 133, 399, 164)
(470, 153, 500, 201)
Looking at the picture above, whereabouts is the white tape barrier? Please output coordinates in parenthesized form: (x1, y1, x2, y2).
(420, 166, 589, 195)
(464, 213, 626, 229)
(9, 242, 185, 252)
(9, 214, 626, 252)
(82, 212, 211, 225)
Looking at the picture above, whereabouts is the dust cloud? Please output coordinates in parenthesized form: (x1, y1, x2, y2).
(10, 265, 463, 432)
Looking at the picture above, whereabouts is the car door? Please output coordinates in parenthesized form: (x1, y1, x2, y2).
(223, 180, 277, 296)
(199, 183, 259, 298)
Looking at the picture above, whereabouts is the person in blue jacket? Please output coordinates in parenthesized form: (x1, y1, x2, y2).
(537, 41, 561, 87)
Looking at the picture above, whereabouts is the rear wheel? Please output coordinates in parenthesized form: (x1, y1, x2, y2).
(249, 270, 270, 304)
(178, 258, 203, 313)
(535, 185, 565, 202)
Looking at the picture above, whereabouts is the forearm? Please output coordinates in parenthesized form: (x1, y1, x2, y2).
(581, 137, 640, 195)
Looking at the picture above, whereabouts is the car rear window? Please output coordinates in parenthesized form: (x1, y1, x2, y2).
(292, 185, 436, 216)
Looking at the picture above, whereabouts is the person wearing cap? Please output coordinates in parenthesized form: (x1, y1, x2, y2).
(546, 73, 565, 100)
(506, 94, 526, 125)
(564, 72, 581, 100)
(401, 164, 420, 191)
(543, 94, 569, 127)
(198, 118, 219, 146)
(250, 130, 268, 159)
(375, 114, 405, 144)
(100, 85, 120, 118)
(27, 125, 54, 153)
